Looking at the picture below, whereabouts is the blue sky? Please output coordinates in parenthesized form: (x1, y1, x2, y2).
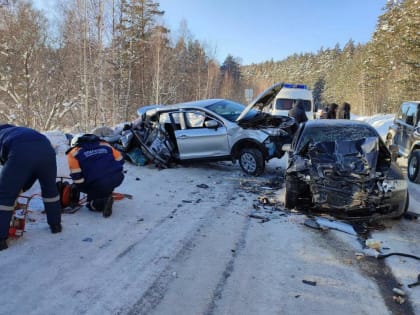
(32, 0, 389, 65)
(157, 0, 389, 65)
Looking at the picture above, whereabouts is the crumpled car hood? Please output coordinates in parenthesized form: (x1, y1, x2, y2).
(236, 82, 285, 122)
(308, 137, 380, 179)
(288, 136, 406, 215)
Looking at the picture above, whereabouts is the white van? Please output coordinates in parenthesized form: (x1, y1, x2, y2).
(268, 83, 314, 119)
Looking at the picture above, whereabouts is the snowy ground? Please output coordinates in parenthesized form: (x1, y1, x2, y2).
(0, 116, 419, 315)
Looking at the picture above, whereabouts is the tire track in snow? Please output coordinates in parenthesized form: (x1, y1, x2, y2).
(202, 212, 250, 315)
(124, 177, 245, 315)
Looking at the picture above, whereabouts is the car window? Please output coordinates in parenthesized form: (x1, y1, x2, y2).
(158, 112, 171, 124)
(184, 111, 205, 128)
(206, 100, 248, 122)
(276, 99, 311, 112)
(405, 104, 417, 126)
(275, 99, 294, 110)
(397, 102, 410, 121)
(296, 125, 378, 153)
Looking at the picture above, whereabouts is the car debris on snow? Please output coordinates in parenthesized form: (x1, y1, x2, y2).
(393, 295, 406, 304)
(392, 288, 406, 296)
(408, 274, 420, 288)
(365, 238, 382, 250)
(248, 210, 286, 223)
(303, 217, 358, 236)
(302, 279, 317, 286)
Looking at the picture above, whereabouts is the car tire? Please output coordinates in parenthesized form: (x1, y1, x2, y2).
(407, 150, 420, 183)
(285, 176, 312, 210)
(285, 179, 298, 209)
(239, 148, 265, 176)
(393, 191, 409, 219)
(402, 191, 409, 216)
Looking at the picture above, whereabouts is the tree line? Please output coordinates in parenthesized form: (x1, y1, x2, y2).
(0, 0, 418, 132)
(243, 0, 419, 116)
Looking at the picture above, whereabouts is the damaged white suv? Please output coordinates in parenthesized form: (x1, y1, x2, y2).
(132, 83, 297, 176)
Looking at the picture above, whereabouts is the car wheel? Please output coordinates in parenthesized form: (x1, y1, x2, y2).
(239, 148, 265, 176)
(403, 191, 409, 215)
(285, 179, 298, 209)
(393, 191, 409, 219)
(285, 176, 311, 209)
(407, 150, 420, 183)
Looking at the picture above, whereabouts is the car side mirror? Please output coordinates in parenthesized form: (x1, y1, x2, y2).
(414, 126, 420, 137)
(282, 143, 292, 152)
(205, 120, 219, 129)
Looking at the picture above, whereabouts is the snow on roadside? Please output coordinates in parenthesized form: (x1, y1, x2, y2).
(354, 113, 395, 139)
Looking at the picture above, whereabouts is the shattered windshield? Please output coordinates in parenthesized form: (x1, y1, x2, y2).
(297, 125, 378, 153)
(206, 100, 258, 122)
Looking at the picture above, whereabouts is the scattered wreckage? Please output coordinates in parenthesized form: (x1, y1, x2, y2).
(283, 120, 409, 220)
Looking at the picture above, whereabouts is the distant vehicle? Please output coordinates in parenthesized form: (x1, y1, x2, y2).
(132, 82, 297, 176)
(387, 101, 420, 183)
(283, 119, 409, 220)
(264, 83, 314, 120)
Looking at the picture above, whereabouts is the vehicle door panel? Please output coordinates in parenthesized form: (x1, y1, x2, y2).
(174, 111, 230, 159)
(401, 103, 417, 155)
(394, 103, 409, 154)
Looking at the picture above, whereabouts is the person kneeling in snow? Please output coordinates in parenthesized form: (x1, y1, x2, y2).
(0, 124, 62, 251)
(66, 134, 124, 218)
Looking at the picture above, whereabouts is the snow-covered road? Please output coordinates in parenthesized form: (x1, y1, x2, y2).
(0, 126, 419, 315)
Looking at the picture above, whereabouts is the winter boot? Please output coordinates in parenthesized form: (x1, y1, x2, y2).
(0, 238, 8, 251)
(86, 200, 101, 212)
(91, 198, 106, 212)
(50, 223, 62, 234)
(102, 195, 114, 218)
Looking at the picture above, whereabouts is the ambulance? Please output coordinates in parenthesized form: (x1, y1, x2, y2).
(269, 83, 314, 119)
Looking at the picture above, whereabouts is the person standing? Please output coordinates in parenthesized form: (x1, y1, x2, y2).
(326, 103, 339, 119)
(288, 99, 308, 124)
(0, 124, 62, 251)
(66, 134, 124, 218)
(338, 102, 351, 119)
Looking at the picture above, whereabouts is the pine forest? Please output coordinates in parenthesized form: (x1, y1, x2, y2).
(0, 0, 419, 131)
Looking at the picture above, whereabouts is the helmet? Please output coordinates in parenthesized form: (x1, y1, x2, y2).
(70, 133, 100, 147)
(70, 134, 83, 147)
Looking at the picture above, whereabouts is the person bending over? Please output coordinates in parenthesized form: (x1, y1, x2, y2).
(66, 134, 124, 218)
(0, 124, 62, 251)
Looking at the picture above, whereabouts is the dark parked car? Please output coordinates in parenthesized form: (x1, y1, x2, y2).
(386, 101, 420, 183)
(283, 120, 409, 220)
(132, 83, 297, 176)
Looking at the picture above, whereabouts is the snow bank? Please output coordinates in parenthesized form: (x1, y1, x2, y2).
(354, 113, 395, 138)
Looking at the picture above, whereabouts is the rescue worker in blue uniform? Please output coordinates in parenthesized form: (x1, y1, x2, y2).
(0, 124, 62, 251)
(66, 134, 124, 218)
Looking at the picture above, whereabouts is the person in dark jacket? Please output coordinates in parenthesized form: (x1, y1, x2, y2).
(0, 124, 62, 251)
(338, 102, 351, 119)
(288, 99, 308, 124)
(326, 103, 339, 119)
(66, 134, 124, 218)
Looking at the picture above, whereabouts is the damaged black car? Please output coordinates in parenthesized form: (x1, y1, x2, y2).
(283, 120, 409, 220)
(129, 82, 297, 176)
